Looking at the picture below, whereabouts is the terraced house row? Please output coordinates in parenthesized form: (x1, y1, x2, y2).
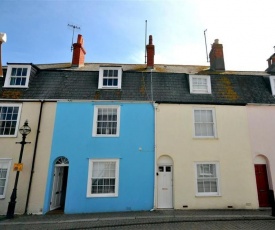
(0, 34, 275, 215)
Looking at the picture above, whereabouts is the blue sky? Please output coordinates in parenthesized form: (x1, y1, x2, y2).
(1, 0, 275, 71)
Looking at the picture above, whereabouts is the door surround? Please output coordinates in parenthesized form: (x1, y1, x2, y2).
(157, 155, 173, 209)
(254, 155, 271, 207)
(50, 156, 69, 211)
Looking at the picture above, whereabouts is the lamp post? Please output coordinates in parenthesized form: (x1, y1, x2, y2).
(6, 120, 31, 219)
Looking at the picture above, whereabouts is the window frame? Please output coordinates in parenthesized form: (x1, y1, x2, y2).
(4, 65, 31, 88)
(0, 159, 12, 199)
(92, 105, 120, 137)
(195, 162, 220, 197)
(98, 66, 122, 89)
(87, 159, 119, 198)
(0, 104, 22, 137)
(269, 76, 275, 95)
(189, 75, 212, 94)
(193, 108, 217, 138)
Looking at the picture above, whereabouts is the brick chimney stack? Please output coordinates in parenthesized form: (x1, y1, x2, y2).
(267, 54, 275, 67)
(209, 39, 225, 71)
(72, 34, 86, 68)
(146, 35, 155, 69)
(266, 53, 275, 73)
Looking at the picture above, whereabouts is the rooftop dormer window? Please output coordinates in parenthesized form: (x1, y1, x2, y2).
(189, 75, 211, 94)
(4, 65, 31, 88)
(98, 66, 122, 89)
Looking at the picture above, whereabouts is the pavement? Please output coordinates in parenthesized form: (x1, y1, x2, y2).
(0, 209, 274, 229)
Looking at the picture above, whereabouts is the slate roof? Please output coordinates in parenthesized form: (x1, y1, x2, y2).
(1, 63, 275, 105)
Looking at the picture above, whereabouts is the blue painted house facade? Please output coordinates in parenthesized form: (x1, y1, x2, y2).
(43, 101, 155, 214)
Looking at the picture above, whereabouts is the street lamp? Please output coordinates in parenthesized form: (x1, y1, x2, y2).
(6, 120, 31, 219)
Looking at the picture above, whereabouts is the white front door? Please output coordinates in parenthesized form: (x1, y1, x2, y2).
(50, 166, 64, 210)
(157, 165, 173, 208)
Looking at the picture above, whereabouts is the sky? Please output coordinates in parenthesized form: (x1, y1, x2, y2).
(1, 0, 275, 71)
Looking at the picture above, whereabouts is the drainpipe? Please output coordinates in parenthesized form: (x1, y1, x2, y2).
(24, 100, 44, 214)
(153, 103, 158, 210)
(271, 190, 275, 216)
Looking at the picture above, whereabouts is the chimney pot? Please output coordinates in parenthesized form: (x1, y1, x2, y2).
(149, 35, 153, 45)
(72, 34, 86, 68)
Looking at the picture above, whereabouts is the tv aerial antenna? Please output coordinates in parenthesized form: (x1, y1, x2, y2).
(204, 29, 209, 62)
(68, 24, 80, 52)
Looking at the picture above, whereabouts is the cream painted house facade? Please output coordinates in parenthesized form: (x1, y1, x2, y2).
(155, 104, 259, 210)
(0, 101, 56, 215)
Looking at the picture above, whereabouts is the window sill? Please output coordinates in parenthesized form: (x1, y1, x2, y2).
(193, 137, 219, 140)
(0, 135, 18, 138)
(98, 87, 121, 90)
(92, 135, 119, 138)
(87, 194, 118, 198)
(190, 91, 211, 94)
(3, 86, 29, 89)
(195, 194, 221, 197)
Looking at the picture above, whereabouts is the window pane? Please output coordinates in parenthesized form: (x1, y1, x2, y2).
(10, 78, 16, 85)
(16, 68, 22, 76)
(11, 68, 16, 76)
(13, 107, 19, 113)
(197, 180, 204, 192)
(205, 123, 213, 136)
(206, 110, 213, 122)
(195, 124, 201, 136)
(103, 70, 108, 77)
(107, 79, 112, 86)
(0, 187, 4, 195)
(15, 78, 21, 85)
(0, 169, 7, 179)
(21, 78, 26, 85)
(194, 110, 200, 122)
(22, 68, 27, 76)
